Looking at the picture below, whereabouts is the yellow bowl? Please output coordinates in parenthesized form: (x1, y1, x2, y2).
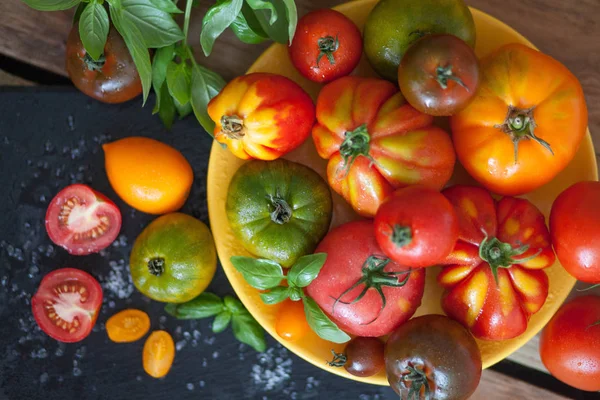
(207, 0, 597, 385)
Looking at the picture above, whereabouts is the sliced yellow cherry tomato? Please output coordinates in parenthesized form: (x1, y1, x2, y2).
(106, 309, 150, 343)
(143, 330, 175, 378)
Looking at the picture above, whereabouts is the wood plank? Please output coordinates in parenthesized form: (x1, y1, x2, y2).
(473, 370, 569, 400)
(0, 69, 34, 86)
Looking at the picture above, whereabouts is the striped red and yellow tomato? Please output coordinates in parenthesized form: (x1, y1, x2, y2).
(312, 76, 455, 217)
(207, 73, 315, 160)
(438, 185, 555, 341)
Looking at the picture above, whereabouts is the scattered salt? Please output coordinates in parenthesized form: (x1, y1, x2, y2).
(101, 259, 134, 299)
(212, 351, 219, 359)
(175, 340, 187, 352)
(39, 372, 49, 384)
(186, 383, 194, 391)
(250, 346, 293, 391)
(199, 380, 205, 388)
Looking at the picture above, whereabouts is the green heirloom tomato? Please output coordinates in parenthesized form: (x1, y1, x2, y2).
(226, 159, 333, 267)
(130, 213, 217, 303)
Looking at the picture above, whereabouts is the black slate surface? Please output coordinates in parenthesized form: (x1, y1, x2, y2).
(0, 88, 398, 400)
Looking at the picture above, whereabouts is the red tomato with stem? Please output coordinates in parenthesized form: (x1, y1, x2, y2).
(306, 220, 425, 337)
(32, 268, 103, 343)
(550, 181, 600, 283)
(375, 186, 459, 267)
(438, 185, 555, 340)
(289, 9, 362, 83)
(45, 184, 122, 255)
(66, 25, 142, 104)
(540, 295, 600, 392)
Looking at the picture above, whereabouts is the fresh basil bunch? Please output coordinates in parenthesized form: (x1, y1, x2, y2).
(231, 253, 352, 344)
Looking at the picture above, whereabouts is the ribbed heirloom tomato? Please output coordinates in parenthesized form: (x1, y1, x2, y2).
(207, 73, 315, 160)
(438, 185, 555, 340)
(312, 76, 455, 217)
(451, 43, 588, 195)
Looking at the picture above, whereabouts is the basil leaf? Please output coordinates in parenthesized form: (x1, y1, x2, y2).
(148, 0, 182, 13)
(303, 297, 350, 343)
(224, 295, 245, 314)
(289, 287, 302, 301)
(174, 99, 193, 119)
(281, 0, 297, 44)
(79, 0, 109, 61)
(120, 0, 184, 48)
(288, 253, 327, 288)
(245, 0, 277, 25)
(230, 256, 285, 290)
(253, 0, 295, 44)
(164, 292, 224, 319)
(260, 286, 290, 305)
(151, 44, 175, 113)
(230, 3, 268, 44)
(190, 64, 226, 135)
(231, 312, 266, 352)
(200, 0, 243, 56)
(73, 2, 87, 23)
(212, 311, 232, 333)
(166, 61, 191, 106)
(22, 0, 81, 11)
(111, 6, 152, 104)
(158, 82, 176, 129)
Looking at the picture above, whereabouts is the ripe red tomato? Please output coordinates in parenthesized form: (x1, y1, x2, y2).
(540, 295, 600, 392)
(66, 25, 142, 104)
(550, 181, 600, 283)
(374, 186, 459, 268)
(32, 268, 103, 343)
(306, 220, 425, 337)
(289, 9, 362, 83)
(45, 184, 122, 255)
(398, 34, 479, 116)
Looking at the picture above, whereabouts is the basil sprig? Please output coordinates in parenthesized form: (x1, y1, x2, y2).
(231, 254, 351, 344)
(165, 292, 267, 352)
(78, 0, 109, 61)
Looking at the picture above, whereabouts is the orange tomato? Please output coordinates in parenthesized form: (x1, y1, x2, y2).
(143, 330, 175, 378)
(451, 43, 588, 196)
(275, 300, 310, 342)
(106, 309, 150, 343)
(103, 137, 193, 214)
(207, 73, 315, 160)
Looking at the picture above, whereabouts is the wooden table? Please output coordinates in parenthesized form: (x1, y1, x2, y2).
(1, 0, 599, 398)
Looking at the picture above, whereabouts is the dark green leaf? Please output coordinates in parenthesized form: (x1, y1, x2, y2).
(303, 297, 350, 343)
(120, 0, 184, 48)
(260, 286, 290, 305)
(164, 292, 224, 319)
(72, 2, 87, 23)
(224, 295, 245, 314)
(231, 312, 266, 352)
(111, 6, 152, 104)
(288, 287, 302, 301)
(200, 0, 243, 56)
(174, 99, 193, 118)
(230, 2, 268, 44)
(158, 82, 176, 129)
(22, 0, 81, 11)
(245, 0, 277, 24)
(190, 63, 226, 135)
(166, 61, 191, 105)
(148, 0, 182, 13)
(287, 253, 327, 288)
(253, 0, 295, 44)
(281, 0, 297, 44)
(212, 311, 232, 333)
(79, 1, 109, 61)
(151, 44, 175, 113)
(230, 256, 285, 290)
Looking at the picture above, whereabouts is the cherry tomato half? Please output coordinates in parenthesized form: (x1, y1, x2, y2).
(106, 309, 151, 343)
(45, 184, 122, 255)
(32, 268, 103, 343)
(275, 300, 310, 342)
(66, 24, 142, 104)
(289, 9, 362, 83)
(143, 330, 175, 378)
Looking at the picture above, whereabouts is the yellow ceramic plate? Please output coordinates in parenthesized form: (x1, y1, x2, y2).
(207, 0, 597, 385)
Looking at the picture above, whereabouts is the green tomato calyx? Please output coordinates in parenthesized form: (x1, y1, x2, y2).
(83, 52, 106, 72)
(326, 350, 347, 367)
(390, 225, 412, 248)
(495, 106, 553, 162)
(317, 35, 339, 67)
(268, 195, 292, 225)
(435, 65, 468, 91)
(479, 236, 541, 285)
(339, 124, 373, 176)
(401, 364, 431, 400)
(148, 257, 166, 277)
(331, 255, 411, 324)
(221, 115, 245, 140)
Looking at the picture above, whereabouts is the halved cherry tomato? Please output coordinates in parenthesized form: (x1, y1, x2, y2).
(143, 330, 175, 378)
(31, 268, 103, 343)
(275, 300, 310, 342)
(45, 184, 122, 255)
(106, 309, 150, 343)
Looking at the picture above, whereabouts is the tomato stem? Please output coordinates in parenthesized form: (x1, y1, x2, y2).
(148, 257, 166, 277)
(83, 52, 106, 72)
(326, 350, 347, 367)
(435, 65, 468, 91)
(268, 195, 293, 225)
(402, 364, 431, 400)
(338, 124, 373, 176)
(494, 106, 554, 162)
(479, 236, 541, 285)
(390, 225, 412, 248)
(317, 35, 339, 67)
(577, 283, 600, 292)
(221, 115, 245, 140)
